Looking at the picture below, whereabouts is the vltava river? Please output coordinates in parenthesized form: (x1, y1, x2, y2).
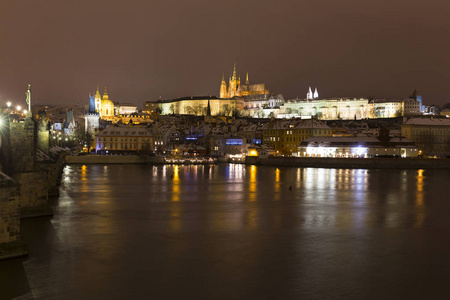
(2, 164, 450, 299)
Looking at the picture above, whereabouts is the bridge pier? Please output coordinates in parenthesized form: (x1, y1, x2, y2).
(0, 172, 27, 260)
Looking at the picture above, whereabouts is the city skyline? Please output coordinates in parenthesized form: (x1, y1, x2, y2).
(1, 0, 450, 107)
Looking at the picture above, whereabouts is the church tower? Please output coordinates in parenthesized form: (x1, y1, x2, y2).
(94, 85, 102, 115)
(220, 73, 228, 98)
(85, 91, 100, 147)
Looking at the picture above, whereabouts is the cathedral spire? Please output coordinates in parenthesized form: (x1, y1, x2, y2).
(246, 72, 249, 85)
(232, 62, 237, 80)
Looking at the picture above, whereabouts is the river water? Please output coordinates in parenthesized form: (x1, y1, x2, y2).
(2, 164, 450, 299)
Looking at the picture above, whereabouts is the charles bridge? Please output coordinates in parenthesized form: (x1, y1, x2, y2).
(0, 87, 66, 260)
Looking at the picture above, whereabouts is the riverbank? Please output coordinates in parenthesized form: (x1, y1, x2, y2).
(65, 155, 164, 164)
(247, 156, 450, 169)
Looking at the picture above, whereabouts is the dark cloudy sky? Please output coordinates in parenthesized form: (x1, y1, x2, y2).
(1, 0, 450, 108)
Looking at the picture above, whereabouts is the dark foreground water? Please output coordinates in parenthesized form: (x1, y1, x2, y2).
(2, 164, 450, 299)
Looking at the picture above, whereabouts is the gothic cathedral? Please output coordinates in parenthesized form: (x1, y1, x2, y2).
(219, 63, 270, 98)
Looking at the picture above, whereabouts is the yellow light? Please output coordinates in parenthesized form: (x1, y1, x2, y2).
(249, 149, 258, 156)
(16, 105, 21, 111)
(7, 102, 11, 107)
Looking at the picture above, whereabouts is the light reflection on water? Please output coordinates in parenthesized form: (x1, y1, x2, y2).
(6, 164, 450, 299)
(58, 164, 437, 232)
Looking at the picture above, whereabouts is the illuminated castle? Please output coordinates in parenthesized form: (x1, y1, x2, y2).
(220, 63, 270, 98)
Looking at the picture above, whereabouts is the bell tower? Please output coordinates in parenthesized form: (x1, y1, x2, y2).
(94, 85, 102, 115)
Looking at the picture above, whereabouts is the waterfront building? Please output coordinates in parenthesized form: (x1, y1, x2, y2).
(400, 117, 450, 157)
(95, 125, 154, 154)
(150, 123, 182, 152)
(439, 109, 450, 117)
(225, 138, 248, 159)
(247, 144, 277, 158)
(261, 118, 333, 156)
(298, 130, 418, 158)
(174, 143, 207, 157)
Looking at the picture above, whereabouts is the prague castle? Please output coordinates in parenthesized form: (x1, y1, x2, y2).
(220, 63, 270, 98)
(139, 63, 424, 120)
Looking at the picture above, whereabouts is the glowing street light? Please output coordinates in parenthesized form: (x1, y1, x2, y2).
(6, 102, 11, 108)
(16, 105, 21, 111)
(23, 110, 28, 115)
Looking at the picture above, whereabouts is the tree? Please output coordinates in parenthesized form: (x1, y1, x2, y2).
(184, 106, 194, 114)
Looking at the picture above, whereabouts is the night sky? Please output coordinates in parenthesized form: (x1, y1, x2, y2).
(1, 0, 450, 108)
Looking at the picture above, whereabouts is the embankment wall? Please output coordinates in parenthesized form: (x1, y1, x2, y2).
(247, 157, 450, 169)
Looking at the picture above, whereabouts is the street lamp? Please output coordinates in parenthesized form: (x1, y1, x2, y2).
(6, 102, 11, 108)
(16, 105, 21, 111)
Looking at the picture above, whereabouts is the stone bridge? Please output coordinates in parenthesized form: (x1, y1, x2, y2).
(0, 111, 65, 260)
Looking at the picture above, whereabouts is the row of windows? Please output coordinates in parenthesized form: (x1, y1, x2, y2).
(264, 136, 307, 142)
(99, 143, 138, 150)
(265, 130, 312, 135)
(413, 137, 450, 143)
(99, 137, 138, 142)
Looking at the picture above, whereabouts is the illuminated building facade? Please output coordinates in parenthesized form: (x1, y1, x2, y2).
(279, 98, 420, 120)
(261, 119, 333, 156)
(95, 125, 154, 154)
(91, 86, 116, 120)
(118, 104, 137, 115)
(401, 117, 450, 157)
(298, 135, 418, 158)
(147, 96, 240, 116)
(296, 128, 419, 158)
